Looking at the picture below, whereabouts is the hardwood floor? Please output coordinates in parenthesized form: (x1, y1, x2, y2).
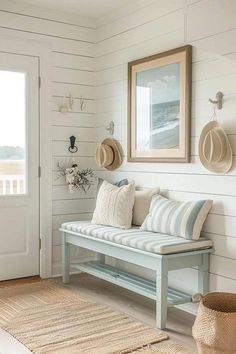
(0, 274, 197, 352)
(0, 276, 40, 287)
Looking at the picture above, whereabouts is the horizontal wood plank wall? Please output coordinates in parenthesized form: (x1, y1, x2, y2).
(94, 0, 236, 307)
(0, 1, 96, 276)
(1, 0, 235, 294)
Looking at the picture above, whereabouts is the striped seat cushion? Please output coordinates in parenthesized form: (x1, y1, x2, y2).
(61, 221, 212, 255)
(141, 195, 212, 240)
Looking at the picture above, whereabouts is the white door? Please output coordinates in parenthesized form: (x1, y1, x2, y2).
(0, 52, 40, 281)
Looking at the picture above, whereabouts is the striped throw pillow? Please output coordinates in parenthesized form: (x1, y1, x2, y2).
(141, 195, 212, 240)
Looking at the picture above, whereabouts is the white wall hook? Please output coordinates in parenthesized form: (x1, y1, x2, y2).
(209, 91, 223, 110)
(106, 121, 114, 135)
(68, 94, 74, 111)
(59, 96, 68, 113)
(59, 94, 74, 113)
(79, 96, 87, 111)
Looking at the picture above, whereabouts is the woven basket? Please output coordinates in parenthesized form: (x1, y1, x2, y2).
(192, 292, 236, 354)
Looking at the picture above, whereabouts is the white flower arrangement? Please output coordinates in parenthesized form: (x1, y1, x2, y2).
(57, 162, 95, 193)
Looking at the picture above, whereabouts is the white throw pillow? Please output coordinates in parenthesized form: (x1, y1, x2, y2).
(132, 188, 160, 226)
(92, 180, 135, 229)
(141, 195, 212, 240)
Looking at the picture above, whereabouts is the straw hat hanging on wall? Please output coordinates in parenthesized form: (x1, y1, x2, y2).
(95, 138, 122, 171)
(199, 120, 232, 173)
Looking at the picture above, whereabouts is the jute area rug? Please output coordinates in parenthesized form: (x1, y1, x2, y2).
(0, 280, 169, 354)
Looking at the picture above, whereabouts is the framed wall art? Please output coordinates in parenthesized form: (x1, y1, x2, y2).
(128, 45, 192, 162)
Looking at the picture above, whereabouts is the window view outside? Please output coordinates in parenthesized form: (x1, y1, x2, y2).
(0, 70, 26, 195)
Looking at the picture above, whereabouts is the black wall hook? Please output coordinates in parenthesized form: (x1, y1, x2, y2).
(68, 135, 78, 153)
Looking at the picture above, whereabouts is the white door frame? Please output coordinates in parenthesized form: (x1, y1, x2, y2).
(0, 34, 52, 278)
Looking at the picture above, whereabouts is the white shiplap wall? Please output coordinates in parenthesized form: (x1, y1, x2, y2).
(0, 0, 96, 276)
(94, 0, 236, 310)
(1, 0, 235, 301)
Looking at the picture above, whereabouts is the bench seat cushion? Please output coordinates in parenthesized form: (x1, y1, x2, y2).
(61, 221, 212, 255)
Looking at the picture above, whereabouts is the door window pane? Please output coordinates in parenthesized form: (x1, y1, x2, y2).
(0, 70, 26, 195)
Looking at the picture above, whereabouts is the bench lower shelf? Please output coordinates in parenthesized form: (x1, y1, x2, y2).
(74, 261, 192, 307)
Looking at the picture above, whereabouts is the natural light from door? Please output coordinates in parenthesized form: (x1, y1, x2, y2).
(0, 70, 26, 195)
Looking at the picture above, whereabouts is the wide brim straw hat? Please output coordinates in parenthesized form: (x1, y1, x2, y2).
(95, 138, 122, 171)
(199, 120, 232, 173)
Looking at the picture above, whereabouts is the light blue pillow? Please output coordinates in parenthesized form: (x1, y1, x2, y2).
(141, 195, 212, 240)
(96, 178, 128, 196)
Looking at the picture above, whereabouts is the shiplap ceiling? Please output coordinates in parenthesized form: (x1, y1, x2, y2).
(17, 0, 138, 18)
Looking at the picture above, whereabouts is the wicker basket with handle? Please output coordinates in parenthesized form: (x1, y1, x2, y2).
(192, 292, 236, 354)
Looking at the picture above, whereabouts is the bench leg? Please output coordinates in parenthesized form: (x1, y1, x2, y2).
(156, 259, 168, 329)
(97, 253, 105, 263)
(198, 253, 209, 294)
(62, 232, 70, 284)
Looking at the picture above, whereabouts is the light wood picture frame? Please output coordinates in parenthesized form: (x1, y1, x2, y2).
(128, 45, 192, 163)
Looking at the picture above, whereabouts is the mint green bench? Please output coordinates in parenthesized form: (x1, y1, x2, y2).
(60, 221, 213, 329)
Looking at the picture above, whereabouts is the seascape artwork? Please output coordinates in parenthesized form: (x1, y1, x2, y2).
(128, 46, 191, 162)
(136, 62, 180, 150)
